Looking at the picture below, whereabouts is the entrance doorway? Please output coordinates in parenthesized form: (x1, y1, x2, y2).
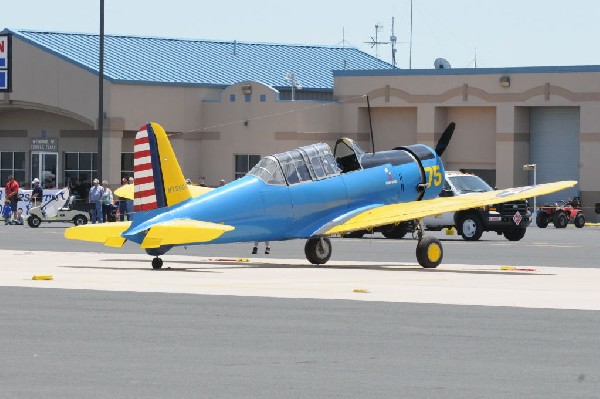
(31, 152, 58, 188)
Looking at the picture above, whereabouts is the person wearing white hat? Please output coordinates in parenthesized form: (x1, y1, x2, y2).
(87, 178, 105, 223)
(31, 178, 43, 205)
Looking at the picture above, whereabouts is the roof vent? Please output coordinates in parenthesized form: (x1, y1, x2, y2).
(434, 58, 451, 69)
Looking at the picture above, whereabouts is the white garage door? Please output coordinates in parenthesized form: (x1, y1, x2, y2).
(530, 107, 580, 205)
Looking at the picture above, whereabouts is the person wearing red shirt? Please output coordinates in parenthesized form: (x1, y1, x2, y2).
(4, 175, 20, 221)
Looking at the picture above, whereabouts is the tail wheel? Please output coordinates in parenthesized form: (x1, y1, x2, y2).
(553, 212, 568, 228)
(459, 214, 483, 241)
(416, 236, 443, 268)
(536, 212, 549, 228)
(305, 237, 332, 265)
(574, 213, 585, 228)
(27, 215, 42, 228)
(151, 257, 163, 269)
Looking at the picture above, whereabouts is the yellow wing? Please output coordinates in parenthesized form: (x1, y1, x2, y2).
(325, 180, 577, 235)
(64, 222, 132, 247)
(140, 220, 234, 248)
(114, 184, 213, 200)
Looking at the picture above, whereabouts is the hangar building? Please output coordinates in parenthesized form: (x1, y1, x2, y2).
(1, 29, 599, 218)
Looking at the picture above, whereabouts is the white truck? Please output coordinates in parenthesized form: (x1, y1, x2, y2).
(344, 171, 531, 241)
(421, 171, 531, 241)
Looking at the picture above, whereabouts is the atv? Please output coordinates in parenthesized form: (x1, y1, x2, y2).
(536, 196, 585, 229)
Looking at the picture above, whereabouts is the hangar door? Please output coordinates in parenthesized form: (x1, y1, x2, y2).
(530, 107, 579, 204)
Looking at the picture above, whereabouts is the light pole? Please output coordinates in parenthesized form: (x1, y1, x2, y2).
(97, 0, 104, 182)
(523, 163, 537, 217)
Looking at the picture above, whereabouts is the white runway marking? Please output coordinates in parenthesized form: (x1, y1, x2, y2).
(2, 250, 599, 310)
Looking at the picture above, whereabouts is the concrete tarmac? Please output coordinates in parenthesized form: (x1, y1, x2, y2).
(1, 223, 599, 398)
(2, 249, 600, 310)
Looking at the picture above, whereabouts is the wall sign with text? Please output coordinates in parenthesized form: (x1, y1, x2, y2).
(0, 35, 11, 92)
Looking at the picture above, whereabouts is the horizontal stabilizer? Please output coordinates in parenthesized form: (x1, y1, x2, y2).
(64, 222, 132, 247)
(326, 180, 577, 235)
(140, 220, 235, 248)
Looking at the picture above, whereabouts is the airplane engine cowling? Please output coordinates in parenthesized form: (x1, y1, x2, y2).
(360, 144, 445, 201)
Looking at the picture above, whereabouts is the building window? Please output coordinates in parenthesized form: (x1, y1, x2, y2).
(64, 152, 97, 188)
(244, 94, 251, 102)
(235, 154, 261, 180)
(230, 94, 236, 102)
(121, 152, 134, 180)
(260, 94, 266, 102)
(0, 151, 26, 187)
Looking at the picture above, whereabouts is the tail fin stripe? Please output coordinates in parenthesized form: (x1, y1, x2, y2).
(134, 169, 153, 179)
(134, 176, 155, 186)
(134, 156, 152, 167)
(136, 196, 157, 207)
(136, 183, 156, 193)
(134, 150, 151, 160)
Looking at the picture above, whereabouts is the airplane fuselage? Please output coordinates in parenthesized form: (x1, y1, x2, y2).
(123, 144, 445, 247)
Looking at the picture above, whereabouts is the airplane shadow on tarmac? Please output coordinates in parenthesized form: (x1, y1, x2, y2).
(60, 258, 555, 276)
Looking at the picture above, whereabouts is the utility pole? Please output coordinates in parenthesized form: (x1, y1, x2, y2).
(409, 0, 413, 69)
(97, 0, 104, 181)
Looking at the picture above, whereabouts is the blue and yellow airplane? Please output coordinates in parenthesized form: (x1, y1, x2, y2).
(65, 122, 576, 269)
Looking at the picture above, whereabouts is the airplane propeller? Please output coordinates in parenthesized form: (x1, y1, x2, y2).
(434, 122, 456, 157)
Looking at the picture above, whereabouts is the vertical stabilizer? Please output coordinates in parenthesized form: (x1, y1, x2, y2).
(133, 122, 191, 212)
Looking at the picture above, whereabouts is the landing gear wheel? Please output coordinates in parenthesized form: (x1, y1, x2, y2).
(416, 236, 443, 268)
(503, 228, 526, 241)
(305, 237, 332, 265)
(152, 257, 163, 269)
(27, 215, 41, 228)
(553, 212, 568, 228)
(73, 215, 88, 226)
(459, 214, 483, 241)
(536, 212, 549, 228)
(574, 214, 585, 228)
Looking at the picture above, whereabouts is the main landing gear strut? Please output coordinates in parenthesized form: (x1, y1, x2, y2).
(304, 222, 443, 268)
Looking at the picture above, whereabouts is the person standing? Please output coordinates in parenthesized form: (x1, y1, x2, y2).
(252, 241, 271, 255)
(31, 178, 43, 206)
(101, 180, 114, 222)
(2, 199, 12, 224)
(88, 179, 105, 224)
(126, 177, 134, 220)
(117, 177, 128, 221)
(4, 175, 20, 221)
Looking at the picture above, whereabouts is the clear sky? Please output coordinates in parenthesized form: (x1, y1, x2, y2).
(2, 0, 598, 69)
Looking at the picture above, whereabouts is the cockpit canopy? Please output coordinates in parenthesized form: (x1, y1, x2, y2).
(248, 143, 341, 185)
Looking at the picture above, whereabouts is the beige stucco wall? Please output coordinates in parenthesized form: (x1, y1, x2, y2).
(2, 34, 600, 218)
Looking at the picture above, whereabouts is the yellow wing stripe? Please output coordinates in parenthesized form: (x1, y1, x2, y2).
(140, 220, 235, 248)
(64, 222, 132, 247)
(326, 180, 577, 235)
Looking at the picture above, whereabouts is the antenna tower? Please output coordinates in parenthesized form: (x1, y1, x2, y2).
(390, 17, 397, 68)
(364, 23, 389, 58)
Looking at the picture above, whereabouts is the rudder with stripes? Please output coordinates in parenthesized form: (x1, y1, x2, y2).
(133, 122, 191, 213)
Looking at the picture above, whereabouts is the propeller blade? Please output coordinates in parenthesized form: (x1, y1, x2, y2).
(435, 122, 456, 157)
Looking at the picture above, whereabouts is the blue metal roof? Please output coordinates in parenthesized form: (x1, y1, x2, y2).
(5, 29, 393, 90)
(334, 65, 600, 77)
